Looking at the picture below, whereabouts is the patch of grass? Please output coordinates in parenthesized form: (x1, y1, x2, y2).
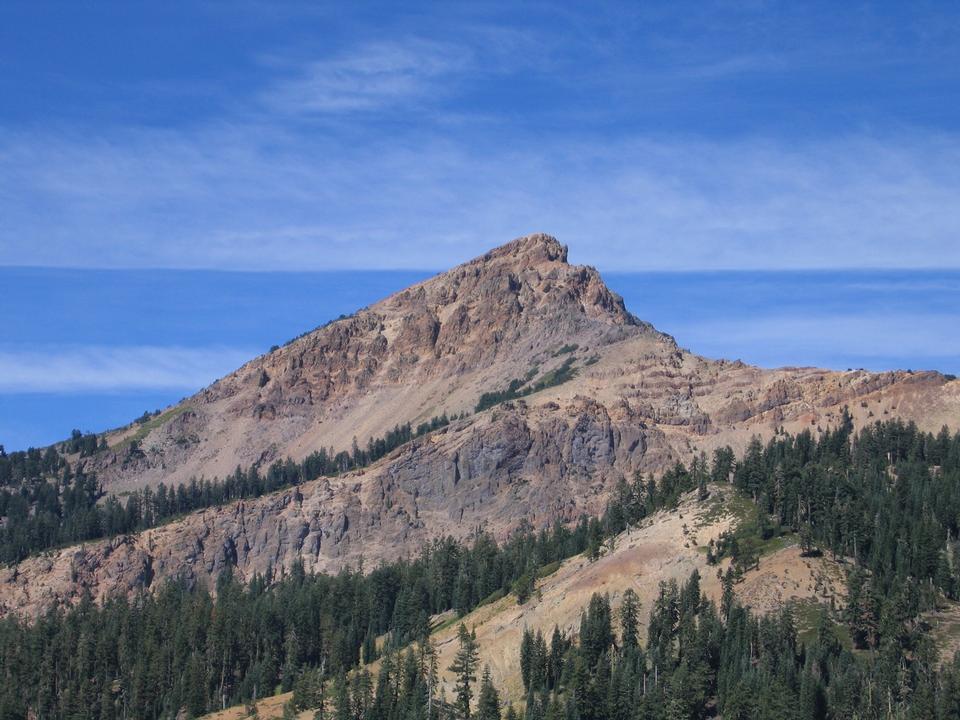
(114, 405, 193, 450)
(925, 605, 960, 664)
(725, 493, 758, 526)
(696, 487, 753, 528)
(695, 491, 729, 527)
(791, 599, 852, 650)
(476, 588, 507, 608)
(758, 531, 799, 557)
(792, 599, 825, 646)
(430, 614, 461, 635)
(537, 560, 562, 579)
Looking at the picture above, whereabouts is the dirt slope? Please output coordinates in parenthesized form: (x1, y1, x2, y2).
(428, 488, 847, 707)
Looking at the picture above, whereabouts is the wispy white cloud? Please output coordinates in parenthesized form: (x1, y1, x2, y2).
(261, 40, 470, 114)
(0, 346, 255, 393)
(2, 123, 958, 271)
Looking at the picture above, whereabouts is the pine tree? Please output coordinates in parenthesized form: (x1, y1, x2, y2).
(694, 451, 709, 501)
(476, 666, 501, 720)
(579, 593, 613, 669)
(333, 673, 351, 720)
(420, 634, 439, 720)
(449, 624, 480, 720)
(362, 624, 378, 664)
(547, 626, 566, 691)
(531, 631, 548, 692)
(520, 628, 533, 691)
(586, 517, 604, 562)
(514, 570, 535, 605)
(721, 568, 735, 622)
(619, 588, 640, 653)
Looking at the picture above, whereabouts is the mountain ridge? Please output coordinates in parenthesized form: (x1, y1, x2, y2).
(2, 233, 958, 618)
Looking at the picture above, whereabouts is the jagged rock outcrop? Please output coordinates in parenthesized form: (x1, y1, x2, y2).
(3, 233, 959, 617)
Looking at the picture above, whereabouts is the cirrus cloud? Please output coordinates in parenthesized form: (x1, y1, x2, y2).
(261, 40, 471, 114)
(1, 124, 958, 271)
(0, 345, 255, 393)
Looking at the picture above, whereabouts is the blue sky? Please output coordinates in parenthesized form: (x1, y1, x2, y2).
(1, 2, 959, 449)
(2, 1, 959, 270)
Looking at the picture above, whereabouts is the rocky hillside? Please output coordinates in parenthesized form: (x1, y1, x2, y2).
(2, 233, 958, 617)
(90, 234, 654, 493)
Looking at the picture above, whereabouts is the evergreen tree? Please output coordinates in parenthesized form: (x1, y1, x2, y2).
(619, 588, 640, 653)
(449, 624, 480, 720)
(476, 667, 501, 720)
(520, 628, 533, 691)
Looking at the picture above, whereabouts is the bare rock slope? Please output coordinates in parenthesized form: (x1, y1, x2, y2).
(2, 234, 958, 617)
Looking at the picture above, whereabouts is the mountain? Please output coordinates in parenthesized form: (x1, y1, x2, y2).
(88, 234, 648, 493)
(1, 233, 958, 617)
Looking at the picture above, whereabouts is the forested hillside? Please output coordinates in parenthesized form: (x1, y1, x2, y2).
(2, 418, 960, 719)
(0, 415, 452, 564)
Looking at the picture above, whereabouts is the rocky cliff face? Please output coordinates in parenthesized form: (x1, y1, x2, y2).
(3, 234, 959, 617)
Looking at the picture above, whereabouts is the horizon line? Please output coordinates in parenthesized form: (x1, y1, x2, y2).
(3, 264, 960, 275)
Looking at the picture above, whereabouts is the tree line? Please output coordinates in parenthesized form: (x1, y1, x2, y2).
(0, 415, 452, 564)
(0, 504, 604, 719)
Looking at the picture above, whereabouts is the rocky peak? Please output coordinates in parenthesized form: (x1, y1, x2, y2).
(376, 232, 637, 330)
(475, 232, 568, 266)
